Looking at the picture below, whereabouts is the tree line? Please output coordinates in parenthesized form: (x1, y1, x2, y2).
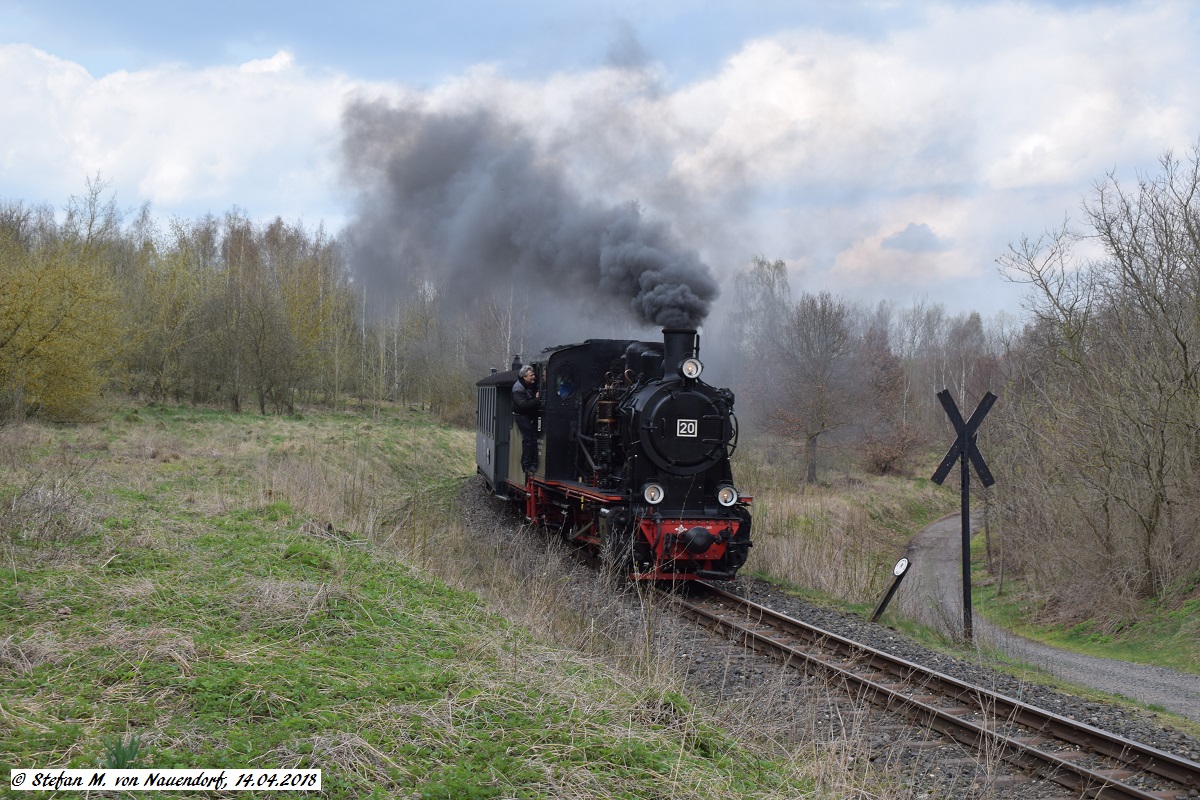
(991, 147, 1200, 625)
(714, 255, 1004, 485)
(0, 178, 510, 424)
(0, 177, 1004, 468)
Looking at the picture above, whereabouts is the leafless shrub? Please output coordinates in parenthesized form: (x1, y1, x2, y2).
(0, 479, 95, 545)
(0, 422, 45, 469)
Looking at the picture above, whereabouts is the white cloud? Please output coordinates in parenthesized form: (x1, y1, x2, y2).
(239, 50, 295, 74)
(0, 44, 356, 223)
(882, 223, 951, 253)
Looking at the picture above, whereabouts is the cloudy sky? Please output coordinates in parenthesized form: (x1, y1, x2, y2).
(3, 0, 1199, 318)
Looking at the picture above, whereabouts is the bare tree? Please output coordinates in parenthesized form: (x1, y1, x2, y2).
(856, 316, 916, 474)
(720, 255, 792, 423)
(892, 298, 949, 439)
(770, 291, 856, 484)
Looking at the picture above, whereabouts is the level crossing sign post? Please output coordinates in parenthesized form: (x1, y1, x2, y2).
(930, 389, 997, 642)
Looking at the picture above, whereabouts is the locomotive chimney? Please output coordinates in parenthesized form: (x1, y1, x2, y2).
(511, 354, 521, 371)
(662, 328, 697, 379)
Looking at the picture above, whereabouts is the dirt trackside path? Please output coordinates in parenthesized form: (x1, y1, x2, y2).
(892, 515, 1200, 723)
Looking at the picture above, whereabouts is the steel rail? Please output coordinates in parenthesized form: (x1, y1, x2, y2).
(674, 582, 1200, 800)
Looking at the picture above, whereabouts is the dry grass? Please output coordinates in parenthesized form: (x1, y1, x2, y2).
(91, 622, 198, 670)
(749, 490, 887, 602)
(733, 438, 957, 604)
(0, 479, 96, 546)
(0, 634, 60, 675)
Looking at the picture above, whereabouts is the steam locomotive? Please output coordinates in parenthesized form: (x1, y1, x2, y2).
(475, 328, 752, 581)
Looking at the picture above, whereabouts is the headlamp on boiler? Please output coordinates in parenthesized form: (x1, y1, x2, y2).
(679, 357, 703, 380)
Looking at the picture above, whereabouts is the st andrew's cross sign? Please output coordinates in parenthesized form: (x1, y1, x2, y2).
(930, 389, 997, 641)
(932, 390, 996, 488)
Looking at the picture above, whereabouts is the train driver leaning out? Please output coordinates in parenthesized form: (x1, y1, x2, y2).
(511, 365, 542, 476)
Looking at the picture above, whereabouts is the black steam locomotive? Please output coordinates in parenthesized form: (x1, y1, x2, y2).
(475, 328, 752, 581)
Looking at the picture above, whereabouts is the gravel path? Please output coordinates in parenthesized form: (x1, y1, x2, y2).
(894, 515, 1200, 723)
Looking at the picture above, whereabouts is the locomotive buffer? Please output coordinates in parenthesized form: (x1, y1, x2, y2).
(930, 389, 996, 642)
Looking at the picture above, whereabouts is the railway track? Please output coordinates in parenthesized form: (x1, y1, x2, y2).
(667, 581, 1200, 800)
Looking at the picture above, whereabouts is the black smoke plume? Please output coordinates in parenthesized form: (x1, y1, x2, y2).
(339, 99, 717, 328)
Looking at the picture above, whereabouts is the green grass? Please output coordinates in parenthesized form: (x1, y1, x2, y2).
(1, 402, 827, 799)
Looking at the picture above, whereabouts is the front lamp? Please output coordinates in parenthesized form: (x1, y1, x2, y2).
(679, 358, 703, 379)
(716, 485, 738, 507)
(642, 483, 665, 505)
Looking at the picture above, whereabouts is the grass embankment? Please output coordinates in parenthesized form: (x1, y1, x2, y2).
(969, 538, 1200, 676)
(1, 404, 848, 798)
